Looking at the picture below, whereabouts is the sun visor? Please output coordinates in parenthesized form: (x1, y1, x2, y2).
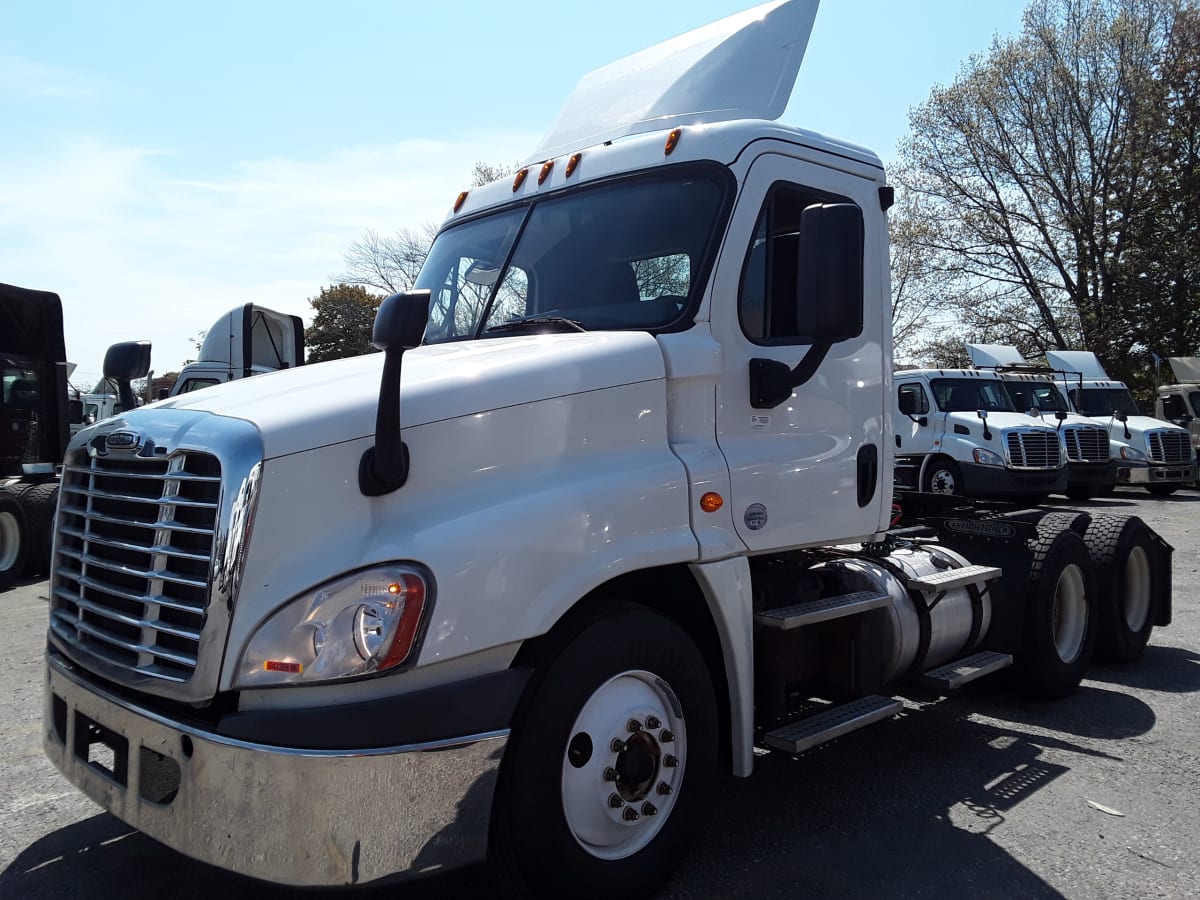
(523, 0, 820, 165)
(1045, 350, 1110, 379)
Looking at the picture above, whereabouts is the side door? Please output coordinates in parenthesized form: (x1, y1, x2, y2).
(709, 152, 888, 551)
(895, 380, 933, 456)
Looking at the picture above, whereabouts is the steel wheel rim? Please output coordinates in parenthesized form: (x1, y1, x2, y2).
(0, 510, 19, 570)
(1122, 546, 1151, 632)
(1051, 563, 1087, 664)
(930, 468, 957, 494)
(560, 669, 685, 860)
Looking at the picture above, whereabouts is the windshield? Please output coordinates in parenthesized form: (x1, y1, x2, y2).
(416, 169, 728, 343)
(930, 378, 1017, 413)
(1005, 380, 1068, 413)
(1073, 387, 1140, 417)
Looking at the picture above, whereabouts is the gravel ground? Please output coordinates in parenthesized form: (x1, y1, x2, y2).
(2, 487, 1197, 899)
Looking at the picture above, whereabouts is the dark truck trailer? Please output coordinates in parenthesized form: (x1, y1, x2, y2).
(0, 282, 73, 590)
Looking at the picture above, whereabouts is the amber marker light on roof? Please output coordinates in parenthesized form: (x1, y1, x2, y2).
(700, 492, 723, 513)
(538, 160, 555, 184)
(512, 168, 529, 191)
(664, 128, 682, 155)
(453, 191, 469, 213)
(565, 153, 582, 177)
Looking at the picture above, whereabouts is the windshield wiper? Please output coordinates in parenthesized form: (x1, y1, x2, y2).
(484, 314, 586, 335)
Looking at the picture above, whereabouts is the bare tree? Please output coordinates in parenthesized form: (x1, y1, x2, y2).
(334, 223, 440, 295)
(899, 0, 1188, 384)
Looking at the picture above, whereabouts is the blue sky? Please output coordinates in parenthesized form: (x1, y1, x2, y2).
(1, 0, 1028, 385)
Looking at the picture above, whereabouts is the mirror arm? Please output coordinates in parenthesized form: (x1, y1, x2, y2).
(359, 347, 410, 496)
(749, 340, 833, 409)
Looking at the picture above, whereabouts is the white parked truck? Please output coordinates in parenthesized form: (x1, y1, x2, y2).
(168, 303, 305, 396)
(965, 344, 1118, 500)
(1045, 350, 1197, 496)
(891, 366, 1069, 499)
(43, 3, 1175, 897)
(1154, 357, 1200, 460)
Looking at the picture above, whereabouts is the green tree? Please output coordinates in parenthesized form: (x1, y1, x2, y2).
(304, 284, 385, 363)
(898, 0, 1190, 386)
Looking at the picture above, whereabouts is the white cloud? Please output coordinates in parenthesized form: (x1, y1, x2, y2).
(0, 131, 537, 384)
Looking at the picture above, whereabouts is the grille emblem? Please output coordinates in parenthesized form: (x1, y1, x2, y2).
(105, 430, 140, 451)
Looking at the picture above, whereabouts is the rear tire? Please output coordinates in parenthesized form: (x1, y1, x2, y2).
(18, 483, 59, 577)
(1084, 515, 1158, 663)
(490, 606, 718, 899)
(0, 491, 29, 592)
(1145, 484, 1177, 497)
(1013, 519, 1098, 698)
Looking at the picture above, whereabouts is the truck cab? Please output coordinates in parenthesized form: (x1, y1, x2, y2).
(1046, 350, 1196, 495)
(169, 303, 304, 396)
(892, 367, 1068, 498)
(1155, 357, 1200, 464)
(965, 344, 1117, 500)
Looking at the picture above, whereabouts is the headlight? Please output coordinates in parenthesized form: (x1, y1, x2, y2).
(1120, 445, 1147, 461)
(973, 447, 1004, 466)
(236, 565, 430, 687)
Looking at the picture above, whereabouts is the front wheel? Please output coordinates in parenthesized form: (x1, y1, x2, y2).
(0, 491, 29, 592)
(490, 606, 718, 899)
(1145, 484, 1177, 497)
(923, 458, 963, 496)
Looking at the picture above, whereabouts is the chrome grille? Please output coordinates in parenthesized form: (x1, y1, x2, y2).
(1005, 430, 1062, 469)
(49, 448, 221, 683)
(1147, 429, 1192, 465)
(1062, 425, 1109, 463)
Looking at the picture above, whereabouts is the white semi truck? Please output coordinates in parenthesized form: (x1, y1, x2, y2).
(964, 344, 1119, 500)
(891, 366, 1069, 499)
(42, 3, 1175, 897)
(1045, 350, 1196, 496)
(1154, 357, 1200, 460)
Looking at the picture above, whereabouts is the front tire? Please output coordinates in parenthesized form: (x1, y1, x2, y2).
(491, 606, 718, 899)
(923, 458, 963, 496)
(1145, 484, 1177, 497)
(1065, 484, 1095, 501)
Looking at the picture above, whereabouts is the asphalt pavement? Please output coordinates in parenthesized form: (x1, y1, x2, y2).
(2, 488, 1198, 899)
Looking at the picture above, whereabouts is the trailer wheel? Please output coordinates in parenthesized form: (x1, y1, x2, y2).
(1014, 524, 1097, 698)
(923, 458, 962, 496)
(19, 483, 59, 577)
(0, 492, 29, 592)
(1084, 515, 1158, 663)
(490, 606, 717, 899)
(1145, 484, 1177, 497)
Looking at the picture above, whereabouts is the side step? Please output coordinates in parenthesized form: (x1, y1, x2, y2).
(907, 564, 1002, 594)
(754, 590, 891, 630)
(763, 695, 903, 754)
(917, 650, 1013, 690)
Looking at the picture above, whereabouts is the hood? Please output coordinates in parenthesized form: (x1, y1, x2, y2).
(142, 331, 667, 459)
(1096, 415, 1188, 437)
(943, 410, 1060, 432)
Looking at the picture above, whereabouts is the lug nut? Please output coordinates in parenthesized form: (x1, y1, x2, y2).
(646, 715, 662, 730)
(610, 739, 626, 753)
(608, 793, 625, 809)
(603, 767, 618, 782)
(627, 719, 642, 733)
(623, 807, 640, 822)
(664, 754, 679, 768)
(657, 781, 672, 796)
(660, 730, 675, 743)
(642, 802, 658, 817)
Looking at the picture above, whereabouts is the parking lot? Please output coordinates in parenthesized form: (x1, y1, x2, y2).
(2, 488, 1198, 899)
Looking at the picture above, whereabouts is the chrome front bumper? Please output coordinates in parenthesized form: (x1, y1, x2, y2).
(1118, 460, 1197, 485)
(44, 653, 507, 886)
